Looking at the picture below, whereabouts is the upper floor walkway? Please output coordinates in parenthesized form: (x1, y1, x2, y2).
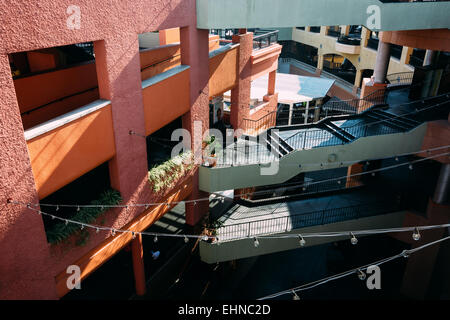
(197, 0, 450, 31)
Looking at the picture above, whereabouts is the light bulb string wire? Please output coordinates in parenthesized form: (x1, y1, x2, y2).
(17, 203, 450, 242)
(6, 146, 450, 209)
(258, 235, 450, 300)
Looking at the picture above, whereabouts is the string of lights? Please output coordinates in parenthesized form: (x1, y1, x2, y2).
(9, 198, 450, 243)
(6, 146, 449, 210)
(257, 235, 450, 300)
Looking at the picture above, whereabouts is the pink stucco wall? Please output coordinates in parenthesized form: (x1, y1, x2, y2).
(0, 0, 202, 299)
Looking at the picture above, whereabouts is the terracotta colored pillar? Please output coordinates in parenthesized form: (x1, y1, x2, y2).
(180, 26, 210, 226)
(0, 53, 57, 299)
(373, 37, 391, 84)
(230, 32, 253, 132)
(94, 35, 148, 206)
(346, 163, 364, 188)
(268, 70, 276, 96)
(131, 234, 146, 295)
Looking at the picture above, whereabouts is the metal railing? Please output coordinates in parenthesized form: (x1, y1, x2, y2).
(337, 35, 361, 46)
(211, 199, 404, 242)
(242, 111, 277, 136)
(327, 28, 341, 38)
(322, 86, 386, 114)
(253, 30, 279, 50)
(386, 72, 414, 87)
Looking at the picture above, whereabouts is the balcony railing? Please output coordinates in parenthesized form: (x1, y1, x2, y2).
(386, 72, 414, 87)
(327, 28, 341, 38)
(243, 111, 277, 136)
(252, 30, 279, 50)
(337, 35, 361, 46)
(209, 198, 405, 242)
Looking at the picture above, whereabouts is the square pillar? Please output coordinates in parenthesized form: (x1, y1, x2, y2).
(94, 35, 148, 208)
(180, 26, 210, 226)
(230, 32, 253, 133)
(0, 53, 57, 299)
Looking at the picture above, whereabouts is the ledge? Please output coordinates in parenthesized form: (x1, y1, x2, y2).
(142, 65, 190, 89)
(24, 99, 111, 141)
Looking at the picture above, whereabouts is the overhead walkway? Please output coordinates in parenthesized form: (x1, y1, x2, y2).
(199, 93, 450, 192)
(197, 0, 450, 31)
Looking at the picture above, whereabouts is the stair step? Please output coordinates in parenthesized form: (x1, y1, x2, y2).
(325, 121, 356, 141)
(322, 123, 351, 143)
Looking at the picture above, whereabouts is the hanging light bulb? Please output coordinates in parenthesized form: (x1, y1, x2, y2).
(412, 227, 421, 241)
(357, 269, 366, 281)
(80, 224, 84, 230)
(337, 180, 341, 184)
(153, 235, 158, 243)
(65, 220, 69, 225)
(202, 235, 209, 241)
(409, 164, 413, 170)
(221, 197, 225, 204)
(77, 206, 80, 212)
(292, 290, 300, 300)
(184, 236, 189, 243)
(96, 228, 100, 233)
(111, 229, 116, 236)
(350, 232, 358, 245)
(132, 232, 136, 239)
(298, 235, 306, 247)
(56, 205, 59, 212)
(371, 172, 376, 177)
(253, 237, 260, 248)
(302, 187, 306, 191)
(395, 157, 399, 161)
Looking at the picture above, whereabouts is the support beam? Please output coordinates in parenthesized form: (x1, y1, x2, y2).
(180, 26, 210, 226)
(373, 38, 391, 84)
(131, 234, 146, 296)
(230, 32, 253, 132)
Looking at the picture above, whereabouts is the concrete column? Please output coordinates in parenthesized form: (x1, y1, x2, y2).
(180, 26, 211, 226)
(354, 69, 363, 88)
(423, 50, 437, 67)
(94, 35, 148, 204)
(131, 233, 146, 295)
(320, 26, 327, 36)
(360, 27, 370, 47)
(0, 53, 58, 299)
(268, 70, 276, 96)
(340, 25, 350, 36)
(230, 32, 253, 132)
(317, 54, 324, 70)
(304, 101, 310, 124)
(400, 47, 414, 65)
(433, 163, 450, 205)
(373, 38, 391, 84)
(314, 99, 322, 122)
(288, 103, 293, 125)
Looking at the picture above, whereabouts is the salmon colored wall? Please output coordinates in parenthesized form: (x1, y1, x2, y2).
(142, 68, 191, 135)
(209, 35, 220, 51)
(380, 29, 450, 52)
(27, 104, 116, 199)
(209, 46, 239, 99)
(159, 28, 181, 45)
(27, 49, 59, 73)
(139, 45, 181, 81)
(13, 62, 98, 114)
(250, 44, 282, 81)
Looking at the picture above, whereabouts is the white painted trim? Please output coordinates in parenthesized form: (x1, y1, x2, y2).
(24, 99, 111, 141)
(141, 65, 190, 89)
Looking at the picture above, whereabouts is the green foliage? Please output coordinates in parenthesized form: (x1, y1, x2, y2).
(148, 151, 194, 192)
(46, 189, 122, 246)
